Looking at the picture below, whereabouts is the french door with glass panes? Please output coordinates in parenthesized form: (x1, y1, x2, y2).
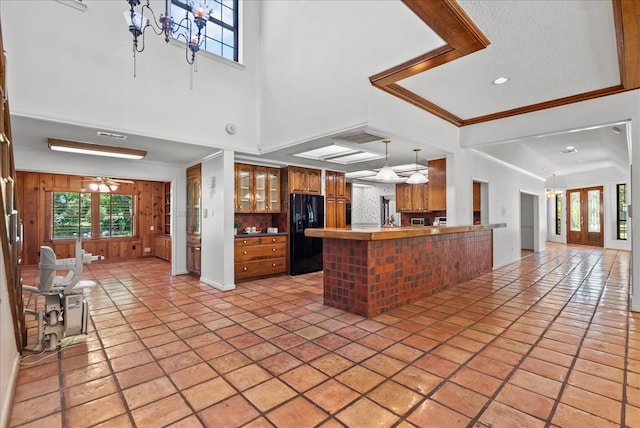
(566, 186, 603, 247)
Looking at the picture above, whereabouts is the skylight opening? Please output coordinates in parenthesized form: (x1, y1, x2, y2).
(293, 144, 383, 165)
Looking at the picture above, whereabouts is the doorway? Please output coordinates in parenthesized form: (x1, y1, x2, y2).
(566, 186, 603, 247)
(520, 191, 539, 257)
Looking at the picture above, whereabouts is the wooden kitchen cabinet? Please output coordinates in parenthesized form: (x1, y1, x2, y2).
(428, 158, 446, 211)
(411, 183, 429, 211)
(326, 198, 336, 228)
(326, 171, 336, 197)
(335, 173, 345, 198)
(235, 235, 287, 281)
(396, 183, 411, 212)
(235, 163, 252, 213)
(396, 182, 428, 212)
(235, 163, 281, 213)
(396, 158, 446, 213)
(288, 166, 321, 195)
(336, 198, 346, 227)
(325, 170, 347, 228)
(155, 235, 171, 261)
(346, 182, 352, 203)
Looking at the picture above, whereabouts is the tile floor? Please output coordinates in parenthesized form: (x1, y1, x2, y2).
(9, 243, 640, 427)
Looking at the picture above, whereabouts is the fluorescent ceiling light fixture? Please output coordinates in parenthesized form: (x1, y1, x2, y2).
(294, 143, 383, 165)
(345, 170, 377, 179)
(48, 139, 147, 160)
(326, 152, 382, 164)
(493, 76, 509, 85)
(391, 164, 429, 174)
(294, 144, 357, 160)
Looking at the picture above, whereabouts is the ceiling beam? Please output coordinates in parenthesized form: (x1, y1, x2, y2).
(370, 0, 640, 127)
(615, 0, 640, 89)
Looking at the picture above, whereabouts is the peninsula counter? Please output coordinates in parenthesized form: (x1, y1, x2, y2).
(305, 224, 506, 317)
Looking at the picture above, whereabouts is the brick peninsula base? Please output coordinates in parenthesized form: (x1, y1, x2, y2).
(305, 224, 506, 317)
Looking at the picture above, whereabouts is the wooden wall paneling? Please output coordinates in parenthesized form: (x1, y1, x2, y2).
(109, 241, 120, 259)
(17, 172, 40, 266)
(53, 173, 70, 188)
(17, 170, 167, 265)
(138, 181, 152, 257)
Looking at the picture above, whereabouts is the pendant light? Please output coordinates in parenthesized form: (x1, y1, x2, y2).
(375, 139, 400, 182)
(406, 148, 428, 184)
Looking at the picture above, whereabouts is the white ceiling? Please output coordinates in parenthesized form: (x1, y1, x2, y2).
(402, 0, 620, 118)
(8, 0, 631, 184)
(11, 115, 218, 167)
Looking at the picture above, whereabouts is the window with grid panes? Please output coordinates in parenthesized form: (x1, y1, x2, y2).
(171, 0, 238, 62)
(555, 195, 561, 235)
(617, 184, 627, 240)
(50, 191, 136, 239)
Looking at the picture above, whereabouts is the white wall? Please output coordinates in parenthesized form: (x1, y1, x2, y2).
(200, 150, 235, 290)
(448, 149, 547, 269)
(258, 0, 452, 152)
(1, 246, 20, 428)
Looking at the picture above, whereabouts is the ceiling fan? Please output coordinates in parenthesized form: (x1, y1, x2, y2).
(82, 176, 134, 192)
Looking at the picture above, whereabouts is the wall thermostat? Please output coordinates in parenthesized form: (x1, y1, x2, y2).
(225, 123, 237, 134)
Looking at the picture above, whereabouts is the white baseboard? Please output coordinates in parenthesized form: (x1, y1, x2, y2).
(200, 276, 236, 291)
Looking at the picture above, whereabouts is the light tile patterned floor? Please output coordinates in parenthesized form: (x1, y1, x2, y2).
(10, 244, 640, 427)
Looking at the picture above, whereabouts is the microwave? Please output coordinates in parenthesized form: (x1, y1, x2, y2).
(411, 218, 425, 226)
(433, 217, 447, 226)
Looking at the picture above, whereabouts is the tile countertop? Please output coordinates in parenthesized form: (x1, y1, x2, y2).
(234, 232, 288, 238)
(304, 223, 506, 241)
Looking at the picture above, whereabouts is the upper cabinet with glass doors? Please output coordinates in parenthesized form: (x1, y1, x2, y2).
(234, 163, 280, 213)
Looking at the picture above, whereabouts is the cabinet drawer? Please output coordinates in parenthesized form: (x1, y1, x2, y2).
(259, 235, 286, 245)
(235, 258, 286, 280)
(235, 237, 261, 247)
(235, 243, 286, 261)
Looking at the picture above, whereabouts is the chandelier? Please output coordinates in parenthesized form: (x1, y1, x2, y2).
(124, 0, 213, 76)
(545, 173, 562, 199)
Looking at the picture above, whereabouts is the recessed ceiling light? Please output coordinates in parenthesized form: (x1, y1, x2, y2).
(493, 77, 509, 85)
(561, 146, 578, 154)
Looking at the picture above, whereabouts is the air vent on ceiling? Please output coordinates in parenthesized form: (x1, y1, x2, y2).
(97, 131, 127, 140)
(336, 132, 383, 144)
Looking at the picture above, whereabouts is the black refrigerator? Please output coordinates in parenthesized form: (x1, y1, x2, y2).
(290, 193, 324, 275)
